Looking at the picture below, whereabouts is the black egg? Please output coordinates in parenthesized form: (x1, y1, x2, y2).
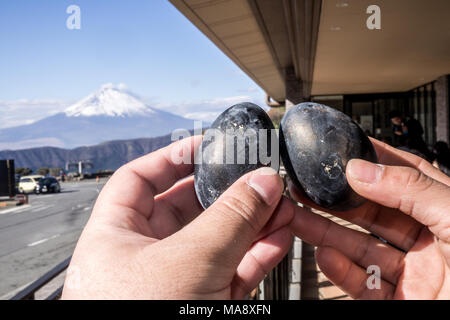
(280, 102, 377, 211)
(194, 102, 277, 209)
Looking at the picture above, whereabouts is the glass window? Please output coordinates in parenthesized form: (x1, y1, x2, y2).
(425, 83, 435, 145)
(311, 95, 343, 112)
(351, 101, 374, 136)
(412, 89, 419, 120)
(316, 87, 436, 148)
(419, 87, 426, 133)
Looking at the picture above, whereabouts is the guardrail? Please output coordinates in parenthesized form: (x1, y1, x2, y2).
(10, 256, 72, 300)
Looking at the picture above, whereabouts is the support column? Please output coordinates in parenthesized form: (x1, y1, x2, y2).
(284, 67, 305, 112)
(284, 66, 305, 300)
(435, 75, 450, 144)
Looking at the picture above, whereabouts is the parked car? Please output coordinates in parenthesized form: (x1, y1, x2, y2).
(35, 177, 61, 194)
(18, 175, 44, 194)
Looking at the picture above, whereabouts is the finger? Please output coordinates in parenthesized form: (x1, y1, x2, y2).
(95, 136, 202, 219)
(347, 159, 450, 242)
(315, 246, 395, 299)
(231, 226, 293, 299)
(255, 196, 295, 242)
(124, 135, 202, 196)
(178, 166, 285, 273)
(290, 206, 405, 284)
(289, 183, 423, 251)
(150, 176, 203, 239)
(287, 137, 443, 251)
(370, 138, 450, 186)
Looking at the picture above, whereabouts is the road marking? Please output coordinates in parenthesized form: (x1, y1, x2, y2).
(84, 206, 91, 211)
(32, 205, 53, 213)
(0, 205, 31, 215)
(27, 234, 60, 247)
(31, 195, 53, 202)
(36, 195, 53, 199)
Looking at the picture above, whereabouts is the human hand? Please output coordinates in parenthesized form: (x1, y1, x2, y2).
(290, 137, 450, 299)
(62, 136, 294, 299)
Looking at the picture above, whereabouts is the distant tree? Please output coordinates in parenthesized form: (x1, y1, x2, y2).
(49, 168, 63, 177)
(15, 167, 32, 176)
(267, 106, 286, 129)
(36, 167, 50, 176)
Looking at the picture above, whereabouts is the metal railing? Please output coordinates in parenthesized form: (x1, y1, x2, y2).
(10, 256, 71, 300)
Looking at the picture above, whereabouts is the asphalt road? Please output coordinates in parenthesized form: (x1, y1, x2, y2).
(0, 179, 106, 298)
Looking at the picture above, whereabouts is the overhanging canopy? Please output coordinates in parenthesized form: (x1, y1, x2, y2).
(170, 0, 450, 100)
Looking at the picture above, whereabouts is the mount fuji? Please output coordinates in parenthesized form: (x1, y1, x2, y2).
(0, 84, 197, 150)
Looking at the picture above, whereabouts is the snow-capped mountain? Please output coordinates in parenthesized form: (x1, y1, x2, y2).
(0, 84, 197, 150)
(65, 83, 155, 117)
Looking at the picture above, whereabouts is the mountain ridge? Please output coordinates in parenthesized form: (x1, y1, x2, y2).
(0, 132, 191, 171)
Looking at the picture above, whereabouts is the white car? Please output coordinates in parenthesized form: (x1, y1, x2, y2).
(18, 175, 44, 193)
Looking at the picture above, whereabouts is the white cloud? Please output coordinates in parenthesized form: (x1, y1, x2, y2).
(0, 90, 268, 129)
(0, 99, 73, 129)
(183, 111, 222, 122)
(0, 138, 66, 151)
(154, 95, 267, 123)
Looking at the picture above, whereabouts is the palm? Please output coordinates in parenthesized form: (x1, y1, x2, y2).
(85, 161, 236, 298)
(105, 175, 232, 298)
(393, 228, 450, 299)
(290, 138, 450, 300)
(64, 136, 293, 299)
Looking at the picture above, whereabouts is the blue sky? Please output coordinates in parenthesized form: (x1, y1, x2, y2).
(0, 0, 265, 127)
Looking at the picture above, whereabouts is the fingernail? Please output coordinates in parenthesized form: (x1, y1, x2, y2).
(247, 167, 282, 205)
(347, 159, 383, 184)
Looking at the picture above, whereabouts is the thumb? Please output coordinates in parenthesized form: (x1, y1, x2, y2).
(346, 159, 450, 242)
(180, 166, 284, 268)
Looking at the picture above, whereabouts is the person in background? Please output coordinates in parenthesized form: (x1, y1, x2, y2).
(388, 110, 433, 160)
(433, 141, 450, 176)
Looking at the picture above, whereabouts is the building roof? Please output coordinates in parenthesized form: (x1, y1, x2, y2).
(170, 0, 450, 100)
